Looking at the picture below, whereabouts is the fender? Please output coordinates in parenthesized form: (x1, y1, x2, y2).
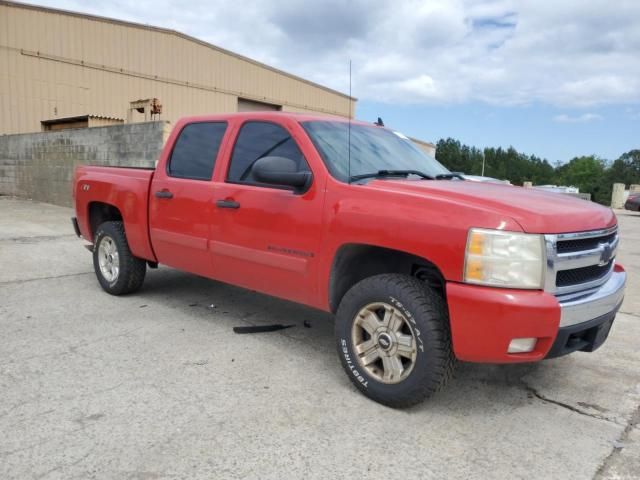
(74, 166, 157, 262)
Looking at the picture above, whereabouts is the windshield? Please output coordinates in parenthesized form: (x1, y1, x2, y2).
(301, 121, 449, 182)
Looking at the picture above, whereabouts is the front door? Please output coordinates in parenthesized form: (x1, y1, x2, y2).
(210, 120, 325, 305)
(148, 121, 228, 277)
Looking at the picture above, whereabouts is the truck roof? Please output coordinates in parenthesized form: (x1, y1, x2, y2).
(175, 111, 372, 126)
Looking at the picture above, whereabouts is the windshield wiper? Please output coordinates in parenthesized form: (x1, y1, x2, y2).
(349, 169, 434, 183)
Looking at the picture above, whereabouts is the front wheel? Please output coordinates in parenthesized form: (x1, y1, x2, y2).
(93, 221, 146, 295)
(335, 274, 455, 408)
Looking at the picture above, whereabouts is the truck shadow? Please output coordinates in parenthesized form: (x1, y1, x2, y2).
(139, 266, 563, 413)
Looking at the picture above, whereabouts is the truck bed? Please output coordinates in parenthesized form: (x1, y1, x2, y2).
(73, 165, 156, 261)
(101, 166, 154, 171)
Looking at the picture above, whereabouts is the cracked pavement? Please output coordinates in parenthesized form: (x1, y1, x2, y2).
(1, 198, 639, 479)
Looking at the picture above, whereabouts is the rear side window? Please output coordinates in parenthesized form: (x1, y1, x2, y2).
(168, 122, 227, 180)
(227, 121, 309, 183)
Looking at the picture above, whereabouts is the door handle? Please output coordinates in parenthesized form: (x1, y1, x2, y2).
(216, 199, 240, 209)
(155, 190, 173, 199)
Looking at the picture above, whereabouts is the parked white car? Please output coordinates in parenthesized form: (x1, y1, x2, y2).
(461, 175, 511, 185)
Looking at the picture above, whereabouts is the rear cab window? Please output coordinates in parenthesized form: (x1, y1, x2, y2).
(168, 122, 227, 180)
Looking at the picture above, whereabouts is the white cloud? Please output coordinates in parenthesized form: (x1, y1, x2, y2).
(28, 0, 640, 108)
(553, 113, 603, 123)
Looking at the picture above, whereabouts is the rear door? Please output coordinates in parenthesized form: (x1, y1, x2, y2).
(209, 119, 326, 305)
(149, 121, 228, 276)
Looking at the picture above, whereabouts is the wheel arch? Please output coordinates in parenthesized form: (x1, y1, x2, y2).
(88, 201, 123, 241)
(328, 243, 447, 313)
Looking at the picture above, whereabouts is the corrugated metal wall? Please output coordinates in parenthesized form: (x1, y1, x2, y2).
(0, 1, 355, 135)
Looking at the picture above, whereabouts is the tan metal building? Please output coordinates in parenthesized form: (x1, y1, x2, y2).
(0, 0, 356, 135)
(409, 137, 437, 157)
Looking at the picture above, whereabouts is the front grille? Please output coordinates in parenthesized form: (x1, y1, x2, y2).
(556, 232, 616, 254)
(546, 226, 618, 294)
(556, 261, 612, 287)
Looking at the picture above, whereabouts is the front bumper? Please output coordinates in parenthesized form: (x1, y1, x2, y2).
(558, 269, 626, 327)
(546, 309, 617, 359)
(545, 268, 625, 358)
(446, 265, 626, 363)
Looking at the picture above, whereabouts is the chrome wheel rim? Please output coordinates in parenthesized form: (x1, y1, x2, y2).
(351, 302, 418, 384)
(98, 236, 120, 283)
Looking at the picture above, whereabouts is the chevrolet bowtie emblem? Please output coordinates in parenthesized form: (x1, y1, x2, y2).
(598, 242, 614, 266)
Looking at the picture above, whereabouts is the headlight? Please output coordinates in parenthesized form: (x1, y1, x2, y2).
(464, 228, 545, 289)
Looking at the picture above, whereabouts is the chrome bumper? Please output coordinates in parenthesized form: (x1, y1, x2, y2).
(558, 270, 626, 327)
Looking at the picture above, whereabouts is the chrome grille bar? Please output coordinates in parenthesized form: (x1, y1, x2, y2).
(544, 225, 618, 295)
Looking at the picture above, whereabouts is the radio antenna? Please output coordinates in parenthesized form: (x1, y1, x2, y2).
(347, 59, 352, 184)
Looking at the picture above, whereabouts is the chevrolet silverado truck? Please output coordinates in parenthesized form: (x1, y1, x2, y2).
(72, 112, 626, 407)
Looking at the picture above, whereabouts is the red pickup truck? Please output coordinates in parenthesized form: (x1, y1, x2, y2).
(72, 112, 626, 407)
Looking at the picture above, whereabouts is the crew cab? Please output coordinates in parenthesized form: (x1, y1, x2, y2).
(72, 112, 626, 407)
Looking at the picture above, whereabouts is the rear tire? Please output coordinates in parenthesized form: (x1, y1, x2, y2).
(335, 274, 455, 408)
(93, 221, 146, 295)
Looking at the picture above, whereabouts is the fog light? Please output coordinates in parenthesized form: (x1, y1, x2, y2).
(508, 338, 537, 353)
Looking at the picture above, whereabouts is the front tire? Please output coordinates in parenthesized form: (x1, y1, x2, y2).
(93, 221, 146, 295)
(335, 274, 455, 408)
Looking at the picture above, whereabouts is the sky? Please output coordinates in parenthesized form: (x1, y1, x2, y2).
(29, 0, 640, 163)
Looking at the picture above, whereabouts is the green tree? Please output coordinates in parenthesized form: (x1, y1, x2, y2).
(435, 140, 639, 206)
(435, 138, 486, 174)
(555, 156, 607, 203)
(607, 149, 640, 186)
(435, 138, 462, 171)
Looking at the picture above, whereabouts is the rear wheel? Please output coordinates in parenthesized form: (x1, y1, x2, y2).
(93, 221, 146, 295)
(335, 274, 455, 408)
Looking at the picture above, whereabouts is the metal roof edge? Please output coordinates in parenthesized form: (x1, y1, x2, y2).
(0, 0, 357, 101)
(41, 114, 125, 124)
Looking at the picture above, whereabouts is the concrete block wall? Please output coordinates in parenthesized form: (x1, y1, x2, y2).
(0, 121, 171, 207)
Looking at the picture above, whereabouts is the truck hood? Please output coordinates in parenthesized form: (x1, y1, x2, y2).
(367, 179, 616, 234)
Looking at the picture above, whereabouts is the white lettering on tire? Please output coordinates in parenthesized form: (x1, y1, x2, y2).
(390, 296, 424, 352)
(341, 339, 368, 388)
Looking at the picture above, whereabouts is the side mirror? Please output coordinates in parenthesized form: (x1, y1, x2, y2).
(252, 156, 312, 192)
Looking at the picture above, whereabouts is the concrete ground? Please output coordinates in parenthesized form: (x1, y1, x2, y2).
(1, 197, 639, 480)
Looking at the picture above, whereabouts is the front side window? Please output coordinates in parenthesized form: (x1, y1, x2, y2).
(227, 121, 309, 184)
(168, 122, 227, 180)
(301, 121, 450, 182)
